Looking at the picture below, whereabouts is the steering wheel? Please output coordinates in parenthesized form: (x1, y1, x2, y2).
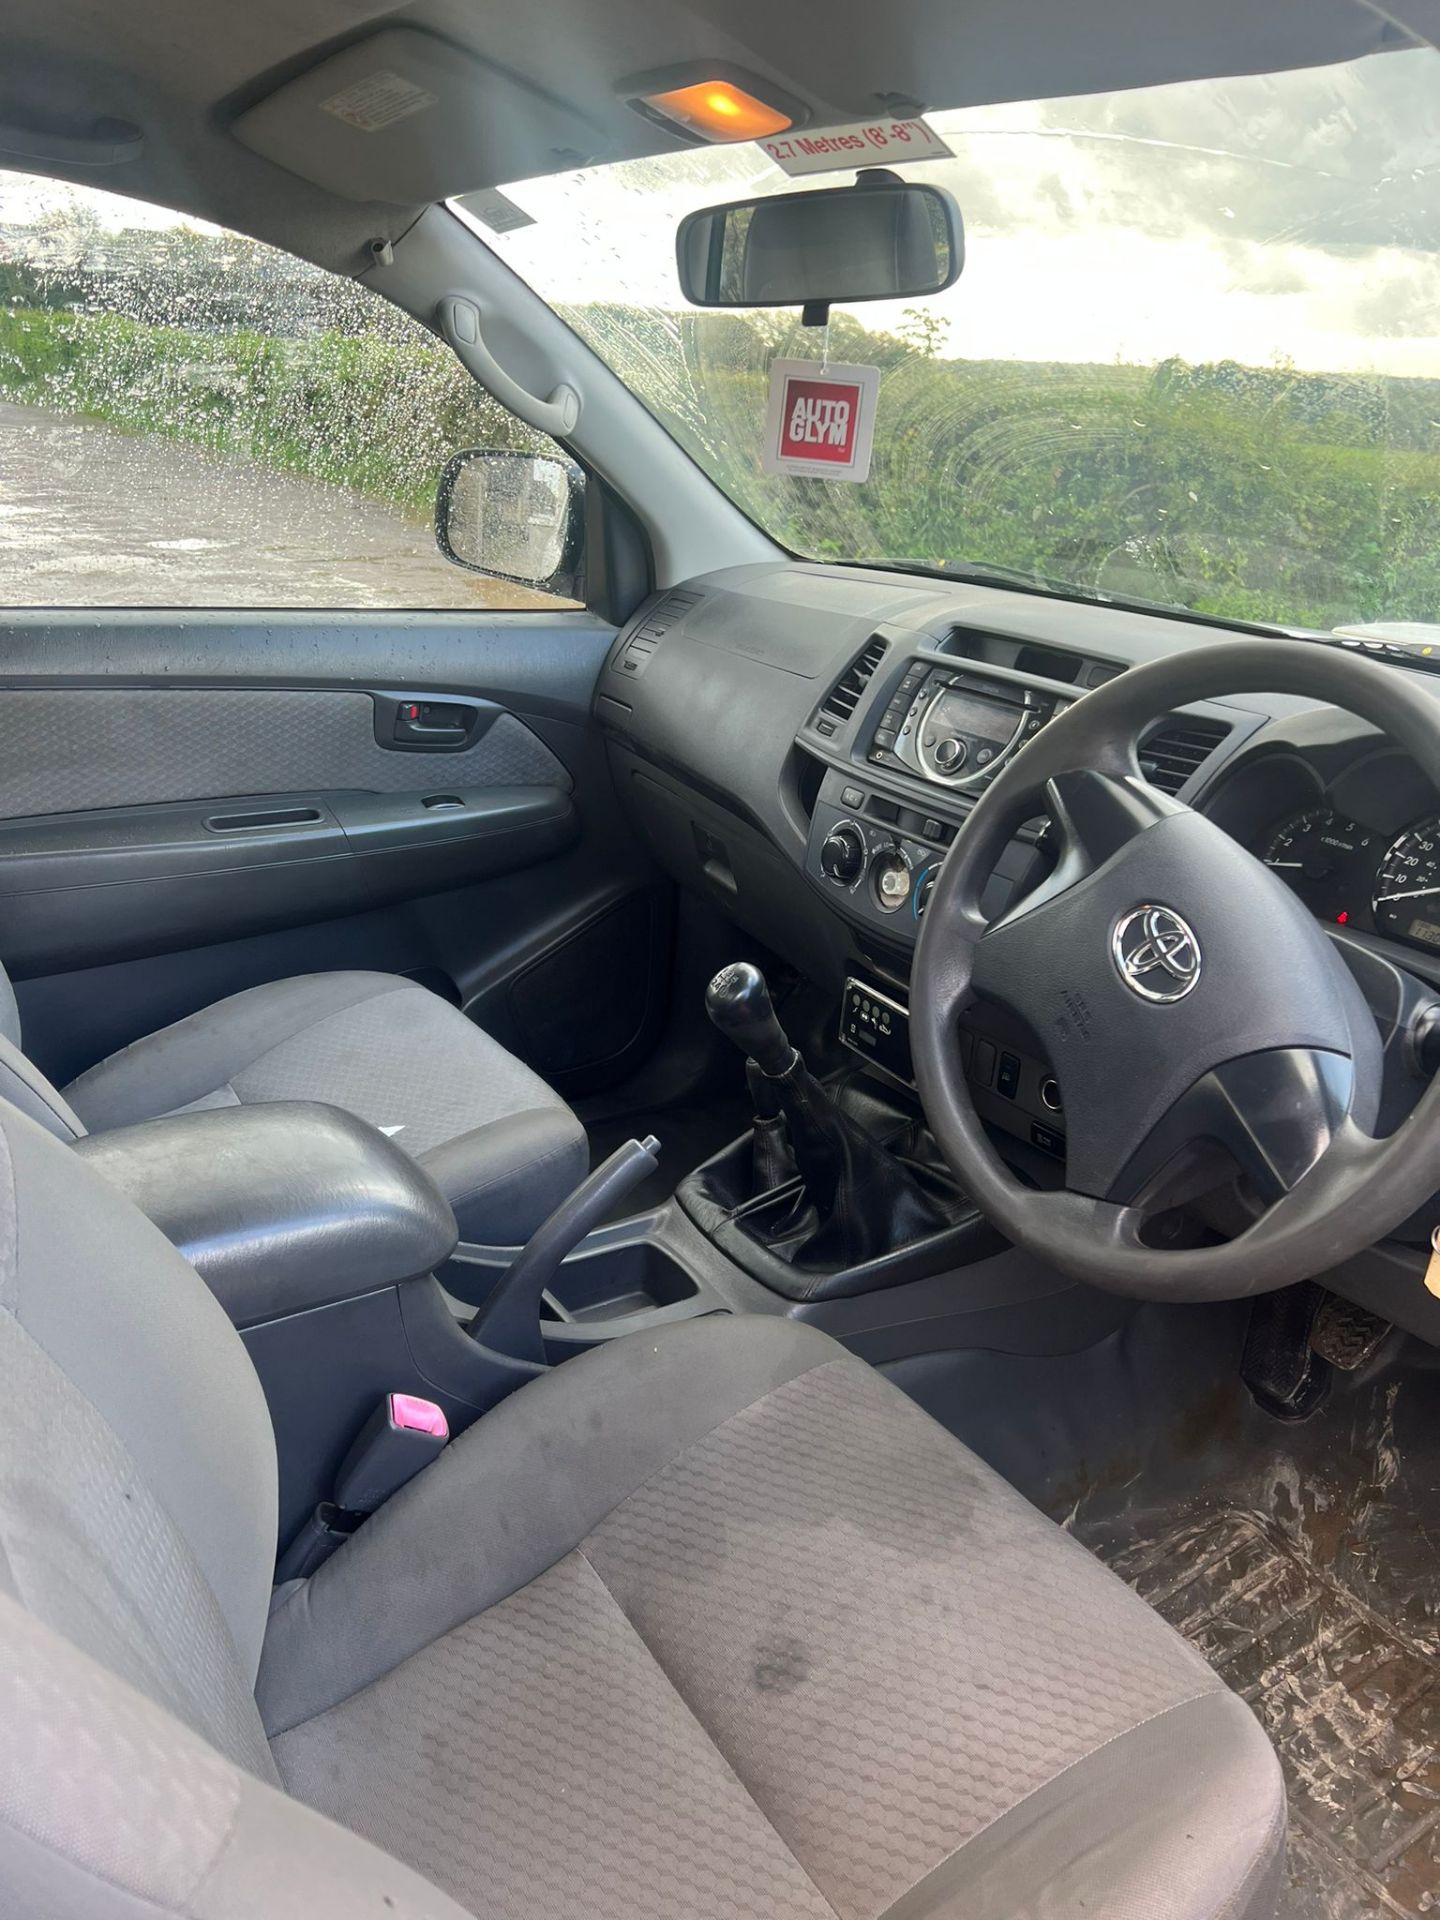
(912, 638, 1440, 1300)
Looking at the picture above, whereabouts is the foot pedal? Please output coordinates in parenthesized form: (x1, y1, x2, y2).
(1241, 1283, 1331, 1421)
(1309, 1292, 1392, 1372)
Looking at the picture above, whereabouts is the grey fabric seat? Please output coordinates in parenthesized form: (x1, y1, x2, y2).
(0, 966, 587, 1245)
(0, 1098, 1286, 1920)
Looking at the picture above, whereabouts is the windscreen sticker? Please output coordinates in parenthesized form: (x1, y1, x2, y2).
(760, 118, 954, 178)
(763, 359, 881, 482)
(319, 72, 439, 134)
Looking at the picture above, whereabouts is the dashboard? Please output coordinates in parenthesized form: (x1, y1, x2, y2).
(597, 558, 1440, 990)
(598, 558, 1440, 991)
(820, 641, 1440, 968)
(595, 558, 1440, 1328)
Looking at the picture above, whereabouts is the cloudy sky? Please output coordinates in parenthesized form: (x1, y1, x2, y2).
(467, 42, 1440, 376)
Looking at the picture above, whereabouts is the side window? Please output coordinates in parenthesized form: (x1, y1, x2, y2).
(0, 173, 580, 610)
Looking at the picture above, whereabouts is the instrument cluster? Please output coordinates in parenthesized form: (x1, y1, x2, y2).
(1259, 805, 1440, 953)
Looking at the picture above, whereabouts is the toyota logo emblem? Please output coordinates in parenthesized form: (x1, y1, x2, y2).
(1112, 905, 1201, 1002)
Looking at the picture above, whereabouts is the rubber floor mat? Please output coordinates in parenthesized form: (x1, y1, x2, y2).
(1093, 1506, 1440, 1917)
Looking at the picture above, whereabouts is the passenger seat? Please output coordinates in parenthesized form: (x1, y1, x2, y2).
(0, 967, 588, 1245)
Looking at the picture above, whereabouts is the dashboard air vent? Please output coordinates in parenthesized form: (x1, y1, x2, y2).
(615, 588, 701, 677)
(1139, 715, 1233, 794)
(819, 637, 888, 725)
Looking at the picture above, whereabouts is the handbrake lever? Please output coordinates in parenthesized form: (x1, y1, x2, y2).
(466, 1135, 661, 1366)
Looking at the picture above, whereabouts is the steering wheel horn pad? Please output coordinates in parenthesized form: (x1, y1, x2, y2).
(912, 638, 1440, 1300)
(968, 797, 1378, 1202)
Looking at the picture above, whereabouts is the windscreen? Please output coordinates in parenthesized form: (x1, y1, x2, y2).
(459, 46, 1440, 635)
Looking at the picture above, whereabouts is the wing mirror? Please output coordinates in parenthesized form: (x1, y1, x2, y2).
(676, 171, 963, 319)
(435, 449, 585, 600)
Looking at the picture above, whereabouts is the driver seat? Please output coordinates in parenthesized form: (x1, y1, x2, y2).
(0, 1097, 1285, 1920)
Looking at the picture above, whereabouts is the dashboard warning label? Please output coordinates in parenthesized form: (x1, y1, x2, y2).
(764, 358, 880, 482)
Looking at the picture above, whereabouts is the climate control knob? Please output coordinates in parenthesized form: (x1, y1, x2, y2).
(819, 822, 866, 885)
(871, 845, 914, 913)
(933, 736, 967, 772)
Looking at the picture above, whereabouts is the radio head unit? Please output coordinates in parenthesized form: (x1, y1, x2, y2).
(869, 663, 1070, 791)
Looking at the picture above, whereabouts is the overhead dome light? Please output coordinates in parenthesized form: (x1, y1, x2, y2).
(622, 64, 809, 144)
(640, 80, 792, 142)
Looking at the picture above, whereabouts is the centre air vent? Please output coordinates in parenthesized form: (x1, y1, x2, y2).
(1139, 715, 1232, 794)
(614, 588, 701, 678)
(818, 637, 888, 728)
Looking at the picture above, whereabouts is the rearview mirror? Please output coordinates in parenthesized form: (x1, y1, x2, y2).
(676, 175, 962, 312)
(435, 449, 585, 599)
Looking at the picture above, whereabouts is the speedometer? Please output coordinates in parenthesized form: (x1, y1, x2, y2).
(1374, 818, 1440, 948)
(1259, 808, 1374, 922)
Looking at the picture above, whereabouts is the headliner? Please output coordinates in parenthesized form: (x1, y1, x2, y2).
(0, 0, 1415, 273)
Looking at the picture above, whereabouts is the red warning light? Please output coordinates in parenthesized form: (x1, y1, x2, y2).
(1336, 910, 1350, 925)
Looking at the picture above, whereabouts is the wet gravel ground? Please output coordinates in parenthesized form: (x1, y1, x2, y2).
(0, 402, 565, 610)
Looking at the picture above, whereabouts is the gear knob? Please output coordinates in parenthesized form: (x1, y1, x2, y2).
(706, 962, 797, 1077)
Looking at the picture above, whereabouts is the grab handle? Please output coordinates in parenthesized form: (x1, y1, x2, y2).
(437, 295, 581, 438)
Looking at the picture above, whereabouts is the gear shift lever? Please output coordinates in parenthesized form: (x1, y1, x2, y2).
(705, 963, 797, 1077)
(705, 962, 945, 1270)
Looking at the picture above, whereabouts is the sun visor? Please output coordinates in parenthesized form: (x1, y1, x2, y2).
(231, 28, 599, 205)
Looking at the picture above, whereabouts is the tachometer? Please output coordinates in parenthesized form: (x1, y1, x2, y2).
(1259, 807, 1374, 923)
(1374, 817, 1440, 949)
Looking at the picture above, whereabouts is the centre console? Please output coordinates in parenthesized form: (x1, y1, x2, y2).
(800, 646, 1084, 1173)
(804, 657, 1070, 947)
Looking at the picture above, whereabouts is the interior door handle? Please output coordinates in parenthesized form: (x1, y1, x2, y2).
(375, 694, 486, 752)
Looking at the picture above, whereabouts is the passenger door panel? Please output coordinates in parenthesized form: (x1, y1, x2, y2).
(0, 684, 570, 818)
(0, 783, 578, 973)
(0, 612, 667, 1097)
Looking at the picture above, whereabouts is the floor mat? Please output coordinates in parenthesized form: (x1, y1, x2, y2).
(1086, 1503, 1440, 1917)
